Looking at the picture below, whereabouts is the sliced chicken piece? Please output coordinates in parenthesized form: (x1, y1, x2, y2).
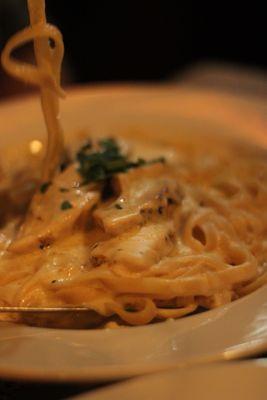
(90, 222, 176, 271)
(9, 165, 100, 253)
(94, 163, 183, 235)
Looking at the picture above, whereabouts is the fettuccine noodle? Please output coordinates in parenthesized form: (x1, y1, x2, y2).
(1, 0, 64, 181)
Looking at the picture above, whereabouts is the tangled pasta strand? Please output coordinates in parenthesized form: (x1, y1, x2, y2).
(1, 0, 65, 181)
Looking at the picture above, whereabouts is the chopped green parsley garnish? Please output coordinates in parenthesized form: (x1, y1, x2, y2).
(40, 181, 51, 194)
(60, 200, 73, 210)
(76, 138, 165, 184)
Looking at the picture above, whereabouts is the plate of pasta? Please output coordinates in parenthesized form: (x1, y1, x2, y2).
(0, 0, 267, 383)
(1, 84, 267, 382)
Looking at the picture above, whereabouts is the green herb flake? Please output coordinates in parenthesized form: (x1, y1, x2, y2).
(60, 200, 73, 211)
(79, 140, 92, 152)
(125, 305, 136, 312)
(40, 181, 51, 194)
(76, 138, 165, 184)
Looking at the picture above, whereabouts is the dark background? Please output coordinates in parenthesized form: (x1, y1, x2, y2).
(46, 2, 267, 82)
(0, 1, 267, 96)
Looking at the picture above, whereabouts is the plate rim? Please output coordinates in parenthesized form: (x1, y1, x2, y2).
(73, 359, 267, 399)
(0, 336, 266, 383)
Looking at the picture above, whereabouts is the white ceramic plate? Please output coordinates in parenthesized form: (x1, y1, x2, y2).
(73, 360, 267, 400)
(0, 85, 267, 383)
